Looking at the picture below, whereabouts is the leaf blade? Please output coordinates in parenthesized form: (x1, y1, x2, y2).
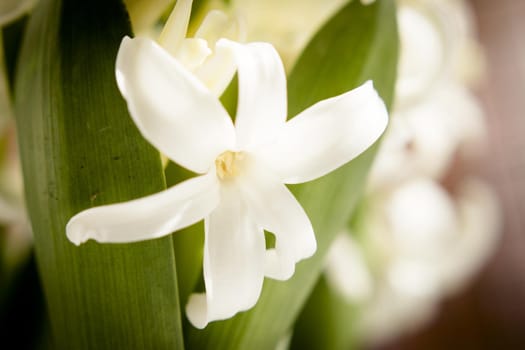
(15, 0, 184, 348)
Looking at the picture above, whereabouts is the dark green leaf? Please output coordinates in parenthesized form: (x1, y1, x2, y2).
(15, 0, 184, 348)
(290, 276, 360, 350)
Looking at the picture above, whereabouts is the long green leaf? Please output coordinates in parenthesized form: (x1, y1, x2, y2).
(15, 0, 184, 348)
(185, 1, 398, 348)
(290, 276, 359, 350)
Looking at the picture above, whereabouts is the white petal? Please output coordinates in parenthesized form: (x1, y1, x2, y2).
(0, 0, 35, 27)
(237, 159, 316, 280)
(186, 184, 265, 328)
(66, 173, 219, 245)
(195, 10, 245, 47)
(116, 36, 235, 173)
(158, 0, 192, 56)
(191, 10, 245, 96)
(395, 4, 445, 106)
(438, 178, 501, 294)
(385, 178, 457, 259)
(260, 81, 388, 184)
(324, 233, 372, 303)
(217, 39, 287, 150)
(193, 42, 237, 97)
(174, 38, 211, 71)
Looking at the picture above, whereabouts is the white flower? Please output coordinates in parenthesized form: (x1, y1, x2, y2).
(395, 1, 446, 106)
(395, 0, 485, 107)
(155, 0, 243, 96)
(436, 178, 501, 294)
(325, 234, 373, 303)
(66, 34, 388, 327)
(326, 178, 499, 346)
(368, 82, 486, 191)
(359, 178, 499, 345)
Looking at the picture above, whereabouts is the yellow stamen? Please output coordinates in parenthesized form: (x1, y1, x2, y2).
(215, 151, 243, 180)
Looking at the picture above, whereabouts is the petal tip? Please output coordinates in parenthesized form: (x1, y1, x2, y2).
(304, 238, 317, 259)
(66, 216, 95, 246)
(186, 293, 209, 329)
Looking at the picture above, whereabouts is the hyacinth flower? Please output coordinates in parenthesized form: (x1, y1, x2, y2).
(325, 177, 500, 346)
(66, 3, 389, 328)
(152, 0, 243, 97)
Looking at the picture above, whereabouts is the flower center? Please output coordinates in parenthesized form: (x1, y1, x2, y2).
(215, 151, 244, 180)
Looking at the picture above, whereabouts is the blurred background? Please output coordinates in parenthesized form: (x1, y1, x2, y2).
(373, 0, 525, 349)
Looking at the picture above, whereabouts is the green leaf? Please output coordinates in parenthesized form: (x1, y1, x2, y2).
(14, 0, 184, 348)
(185, 1, 398, 348)
(290, 276, 360, 350)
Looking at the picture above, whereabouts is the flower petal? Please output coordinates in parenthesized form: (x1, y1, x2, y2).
(191, 10, 245, 96)
(325, 233, 373, 303)
(174, 38, 211, 71)
(195, 10, 245, 47)
(260, 81, 388, 184)
(193, 42, 237, 97)
(116, 36, 235, 173)
(237, 159, 316, 280)
(66, 173, 219, 245)
(158, 0, 192, 56)
(186, 184, 265, 328)
(217, 39, 287, 150)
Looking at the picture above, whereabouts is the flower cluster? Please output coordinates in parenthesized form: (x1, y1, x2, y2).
(324, 0, 501, 345)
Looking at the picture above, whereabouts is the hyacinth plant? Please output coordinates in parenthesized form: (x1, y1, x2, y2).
(9, 0, 398, 348)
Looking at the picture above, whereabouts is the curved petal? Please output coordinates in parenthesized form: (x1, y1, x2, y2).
(325, 233, 373, 303)
(260, 81, 388, 184)
(193, 42, 236, 97)
(174, 38, 211, 71)
(439, 178, 501, 294)
(186, 184, 265, 328)
(217, 39, 287, 150)
(385, 178, 457, 258)
(116, 36, 235, 174)
(66, 173, 219, 245)
(192, 10, 245, 96)
(237, 159, 316, 280)
(158, 0, 192, 55)
(195, 10, 245, 46)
